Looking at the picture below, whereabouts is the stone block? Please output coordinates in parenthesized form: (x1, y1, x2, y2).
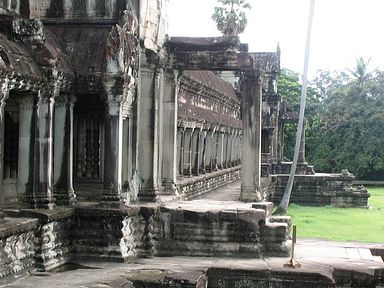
(252, 202, 274, 216)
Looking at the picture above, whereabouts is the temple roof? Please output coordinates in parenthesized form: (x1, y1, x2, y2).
(178, 70, 241, 129)
(183, 70, 238, 101)
(0, 32, 41, 79)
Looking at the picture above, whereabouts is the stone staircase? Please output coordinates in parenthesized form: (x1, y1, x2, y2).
(153, 201, 291, 257)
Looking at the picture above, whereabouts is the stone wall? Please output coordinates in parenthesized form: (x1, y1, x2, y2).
(269, 173, 370, 207)
(0, 218, 38, 284)
(5, 209, 74, 271)
(153, 202, 290, 258)
(177, 167, 241, 200)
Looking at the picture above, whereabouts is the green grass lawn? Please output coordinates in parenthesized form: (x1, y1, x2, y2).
(287, 187, 384, 243)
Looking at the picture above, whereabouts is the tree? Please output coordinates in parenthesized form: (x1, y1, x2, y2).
(307, 61, 384, 180)
(212, 0, 251, 36)
(278, 69, 321, 160)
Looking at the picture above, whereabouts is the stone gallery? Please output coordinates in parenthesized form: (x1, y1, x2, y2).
(0, 0, 374, 286)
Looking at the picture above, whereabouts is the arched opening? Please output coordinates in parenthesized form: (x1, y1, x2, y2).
(73, 94, 105, 201)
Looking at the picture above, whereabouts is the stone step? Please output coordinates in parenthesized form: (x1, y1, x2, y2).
(155, 240, 261, 257)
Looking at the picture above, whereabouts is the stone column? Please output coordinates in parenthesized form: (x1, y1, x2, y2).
(176, 127, 183, 176)
(178, 127, 186, 176)
(204, 130, 213, 173)
(121, 115, 132, 195)
(0, 80, 10, 221)
(271, 128, 279, 164)
(136, 53, 160, 202)
(210, 129, 219, 172)
(191, 128, 200, 176)
(199, 130, 207, 174)
(102, 98, 122, 204)
(17, 95, 36, 207)
(235, 130, 241, 166)
(183, 127, 194, 176)
(53, 94, 76, 206)
(226, 131, 233, 168)
(212, 131, 219, 171)
(240, 70, 263, 202)
(229, 130, 235, 167)
(235, 131, 241, 165)
(222, 132, 228, 168)
(34, 87, 56, 209)
(216, 131, 224, 169)
(161, 70, 179, 194)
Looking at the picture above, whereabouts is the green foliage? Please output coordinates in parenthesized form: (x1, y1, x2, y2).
(277, 69, 322, 160)
(211, 0, 251, 36)
(287, 187, 384, 243)
(278, 59, 384, 180)
(309, 60, 384, 180)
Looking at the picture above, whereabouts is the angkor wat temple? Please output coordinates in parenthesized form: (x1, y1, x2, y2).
(0, 0, 370, 285)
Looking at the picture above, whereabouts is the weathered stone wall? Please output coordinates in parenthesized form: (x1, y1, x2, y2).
(153, 202, 290, 258)
(72, 206, 156, 262)
(0, 218, 38, 284)
(177, 167, 241, 200)
(6, 209, 75, 271)
(269, 173, 370, 207)
(34, 216, 72, 271)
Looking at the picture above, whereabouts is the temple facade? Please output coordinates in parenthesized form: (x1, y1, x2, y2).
(0, 0, 370, 284)
(0, 0, 285, 208)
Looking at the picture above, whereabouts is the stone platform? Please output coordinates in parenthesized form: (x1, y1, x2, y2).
(155, 200, 290, 257)
(3, 239, 384, 288)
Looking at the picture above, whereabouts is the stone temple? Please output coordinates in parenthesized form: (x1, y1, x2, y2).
(0, 0, 376, 287)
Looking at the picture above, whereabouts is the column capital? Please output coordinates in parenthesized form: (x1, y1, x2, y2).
(106, 98, 121, 116)
(17, 94, 35, 110)
(54, 94, 71, 107)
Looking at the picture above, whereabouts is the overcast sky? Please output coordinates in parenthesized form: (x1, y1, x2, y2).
(167, 0, 384, 79)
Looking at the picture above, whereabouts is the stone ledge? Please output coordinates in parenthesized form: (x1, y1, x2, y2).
(0, 217, 39, 239)
(177, 166, 241, 200)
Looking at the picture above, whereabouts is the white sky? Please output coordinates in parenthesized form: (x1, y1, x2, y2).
(167, 0, 384, 79)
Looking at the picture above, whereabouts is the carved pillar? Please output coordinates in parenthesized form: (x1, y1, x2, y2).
(0, 79, 10, 220)
(212, 131, 219, 171)
(240, 70, 263, 202)
(271, 127, 279, 164)
(34, 86, 57, 209)
(217, 131, 224, 169)
(161, 70, 179, 194)
(226, 130, 233, 168)
(199, 130, 207, 174)
(17, 95, 36, 207)
(192, 128, 202, 176)
(53, 94, 76, 206)
(235, 130, 241, 165)
(121, 111, 133, 197)
(229, 130, 236, 167)
(222, 132, 228, 168)
(102, 97, 122, 204)
(205, 129, 213, 173)
(121, 84, 135, 200)
(183, 127, 194, 176)
(177, 127, 184, 176)
(235, 131, 241, 165)
(136, 53, 160, 202)
(191, 128, 200, 176)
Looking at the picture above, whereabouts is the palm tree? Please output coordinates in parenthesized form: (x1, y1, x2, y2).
(349, 57, 371, 86)
(212, 0, 251, 36)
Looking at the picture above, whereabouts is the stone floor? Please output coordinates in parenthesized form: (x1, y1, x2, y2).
(3, 182, 384, 287)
